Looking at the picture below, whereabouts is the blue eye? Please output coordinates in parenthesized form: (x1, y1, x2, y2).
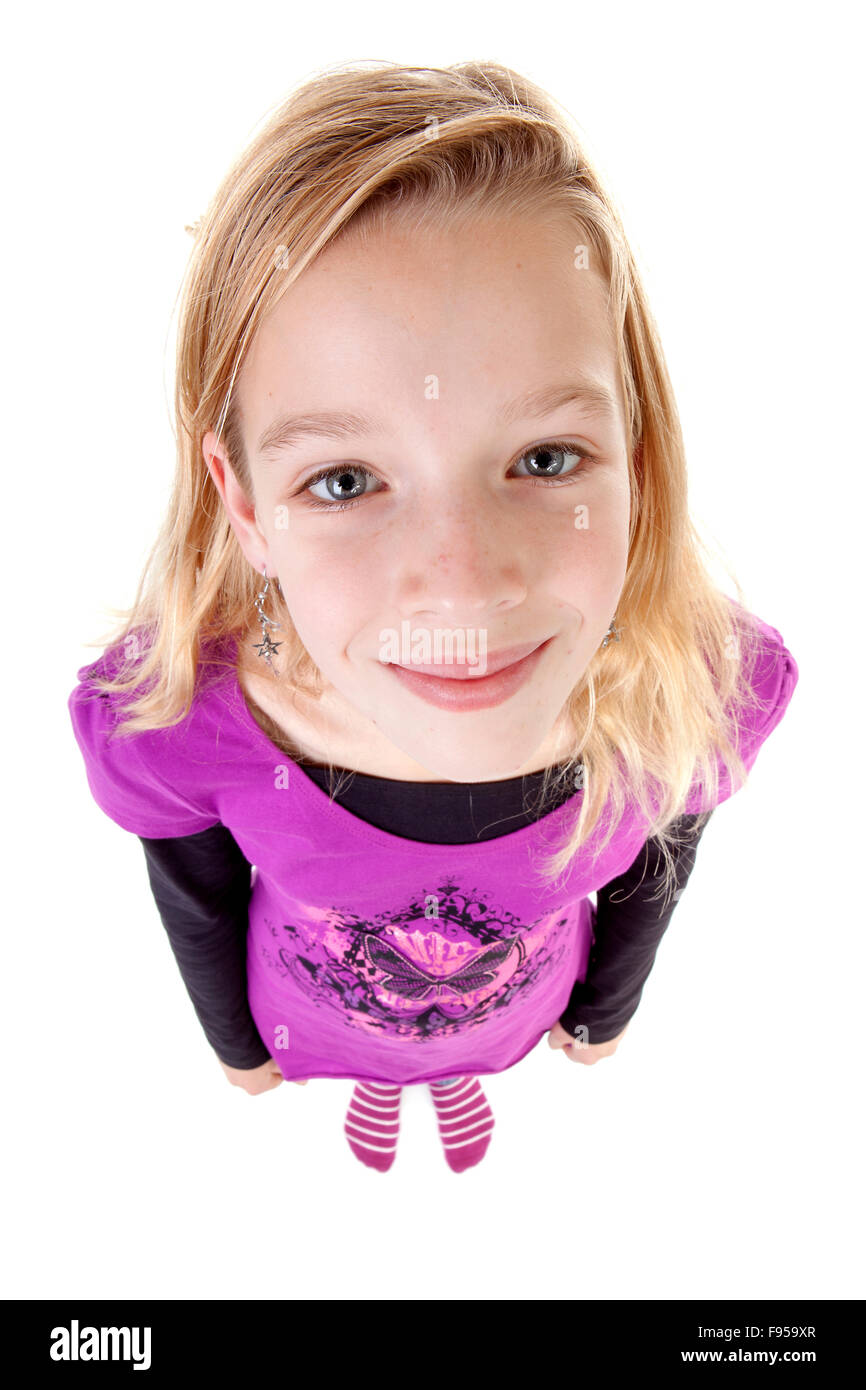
(304, 465, 383, 510)
(511, 441, 596, 481)
(297, 439, 599, 513)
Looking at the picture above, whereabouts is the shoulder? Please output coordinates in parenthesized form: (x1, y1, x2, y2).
(67, 628, 234, 836)
(681, 601, 799, 815)
(727, 600, 799, 750)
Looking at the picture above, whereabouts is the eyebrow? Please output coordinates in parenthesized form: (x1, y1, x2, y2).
(256, 378, 619, 459)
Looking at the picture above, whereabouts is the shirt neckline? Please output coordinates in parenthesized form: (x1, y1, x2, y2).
(223, 630, 583, 855)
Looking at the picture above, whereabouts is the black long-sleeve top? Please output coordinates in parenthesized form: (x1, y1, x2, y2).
(138, 759, 712, 1070)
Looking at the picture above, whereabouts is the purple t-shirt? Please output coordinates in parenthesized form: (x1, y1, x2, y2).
(67, 612, 798, 1085)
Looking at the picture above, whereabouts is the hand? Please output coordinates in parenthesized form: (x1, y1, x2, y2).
(547, 1019, 629, 1065)
(218, 1057, 308, 1094)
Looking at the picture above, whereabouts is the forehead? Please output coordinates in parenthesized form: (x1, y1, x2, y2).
(239, 209, 624, 434)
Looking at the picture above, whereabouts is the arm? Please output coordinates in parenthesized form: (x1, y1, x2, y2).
(138, 824, 273, 1070)
(558, 811, 715, 1045)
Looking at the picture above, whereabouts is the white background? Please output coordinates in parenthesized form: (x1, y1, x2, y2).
(3, 0, 862, 1302)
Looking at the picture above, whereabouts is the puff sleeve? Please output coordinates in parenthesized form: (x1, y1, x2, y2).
(684, 613, 799, 815)
(67, 655, 220, 838)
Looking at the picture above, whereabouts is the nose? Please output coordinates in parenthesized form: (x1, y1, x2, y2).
(394, 495, 528, 627)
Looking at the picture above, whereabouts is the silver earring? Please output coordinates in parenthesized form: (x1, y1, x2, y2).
(253, 563, 283, 673)
(601, 618, 622, 649)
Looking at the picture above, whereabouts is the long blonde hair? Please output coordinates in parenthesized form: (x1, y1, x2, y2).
(84, 59, 769, 900)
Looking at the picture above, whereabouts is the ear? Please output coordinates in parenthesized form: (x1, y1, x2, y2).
(202, 430, 271, 573)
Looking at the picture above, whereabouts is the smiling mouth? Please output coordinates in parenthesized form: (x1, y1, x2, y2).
(390, 639, 547, 681)
(384, 638, 553, 712)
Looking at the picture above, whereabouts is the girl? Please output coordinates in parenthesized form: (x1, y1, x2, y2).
(68, 59, 798, 1175)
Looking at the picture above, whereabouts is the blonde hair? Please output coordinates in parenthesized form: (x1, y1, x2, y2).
(86, 58, 769, 901)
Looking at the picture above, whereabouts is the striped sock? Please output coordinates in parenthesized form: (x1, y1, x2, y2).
(344, 1081, 402, 1171)
(428, 1075, 495, 1172)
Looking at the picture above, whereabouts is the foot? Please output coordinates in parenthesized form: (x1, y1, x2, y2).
(344, 1081, 402, 1171)
(428, 1076, 495, 1172)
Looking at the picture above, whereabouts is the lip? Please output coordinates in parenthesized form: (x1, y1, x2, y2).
(385, 638, 552, 712)
(390, 640, 545, 681)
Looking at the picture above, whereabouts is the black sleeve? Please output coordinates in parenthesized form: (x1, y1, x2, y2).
(558, 811, 714, 1045)
(137, 824, 273, 1071)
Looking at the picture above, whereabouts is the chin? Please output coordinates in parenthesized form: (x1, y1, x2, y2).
(399, 734, 551, 784)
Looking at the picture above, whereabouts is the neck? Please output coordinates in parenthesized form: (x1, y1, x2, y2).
(236, 627, 578, 782)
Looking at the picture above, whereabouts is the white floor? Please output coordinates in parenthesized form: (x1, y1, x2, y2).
(6, 778, 862, 1300)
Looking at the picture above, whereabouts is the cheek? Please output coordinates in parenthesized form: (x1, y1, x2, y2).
(280, 526, 382, 583)
(276, 535, 380, 646)
(547, 503, 628, 600)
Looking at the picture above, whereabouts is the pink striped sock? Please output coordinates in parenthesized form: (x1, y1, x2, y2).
(344, 1081, 402, 1171)
(428, 1076, 495, 1172)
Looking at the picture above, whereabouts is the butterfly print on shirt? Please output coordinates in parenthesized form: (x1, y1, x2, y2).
(258, 881, 574, 1042)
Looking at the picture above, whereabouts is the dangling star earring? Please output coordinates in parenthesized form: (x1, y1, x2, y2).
(253, 563, 283, 673)
(601, 618, 622, 649)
